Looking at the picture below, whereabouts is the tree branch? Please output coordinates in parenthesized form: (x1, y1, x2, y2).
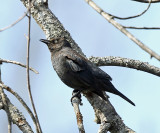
(0, 83, 37, 132)
(72, 92, 85, 133)
(0, 87, 34, 133)
(85, 0, 160, 62)
(0, 0, 36, 32)
(0, 12, 27, 32)
(110, 0, 152, 20)
(132, 0, 160, 3)
(124, 26, 160, 30)
(0, 87, 12, 133)
(83, 92, 135, 133)
(0, 58, 39, 74)
(25, 1, 42, 132)
(88, 56, 160, 77)
(20, 0, 84, 56)
(0, 62, 12, 133)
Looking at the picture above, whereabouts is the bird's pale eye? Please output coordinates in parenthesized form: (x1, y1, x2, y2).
(54, 40, 58, 43)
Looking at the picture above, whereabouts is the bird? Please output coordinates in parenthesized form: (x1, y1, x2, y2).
(40, 37, 135, 106)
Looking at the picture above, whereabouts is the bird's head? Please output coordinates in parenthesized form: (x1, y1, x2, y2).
(40, 37, 71, 52)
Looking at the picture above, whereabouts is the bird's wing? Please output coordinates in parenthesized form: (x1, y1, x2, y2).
(65, 53, 87, 72)
(91, 65, 112, 81)
(65, 51, 112, 81)
(65, 58, 84, 72)
(65, 53, 94, 86)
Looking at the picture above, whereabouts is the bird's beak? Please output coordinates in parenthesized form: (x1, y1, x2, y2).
(40, 39, 51, 45)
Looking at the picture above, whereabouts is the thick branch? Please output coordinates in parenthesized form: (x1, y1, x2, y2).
(20, 0, 84, 56)
(88, 56, 160, 77)
(83, 92, 135, 133)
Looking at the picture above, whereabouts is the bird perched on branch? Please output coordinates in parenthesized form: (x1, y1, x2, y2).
(40, 37, 135, 106)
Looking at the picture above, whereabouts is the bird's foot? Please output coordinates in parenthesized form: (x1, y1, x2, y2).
(71, 90, 83, 106)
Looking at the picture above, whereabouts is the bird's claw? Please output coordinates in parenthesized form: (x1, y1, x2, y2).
(71, 90, 83, 106)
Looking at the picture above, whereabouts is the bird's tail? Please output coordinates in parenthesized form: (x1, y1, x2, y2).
(103, 82, 135, 106)
(93, 89, 135, 106)
(115, 90, 135, 106)
(93, 80, 135, 106)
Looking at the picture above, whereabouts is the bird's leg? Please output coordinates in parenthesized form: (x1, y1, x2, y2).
(71, 90, 83, 105)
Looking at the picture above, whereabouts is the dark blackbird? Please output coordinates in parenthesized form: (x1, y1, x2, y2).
(40, 37, 135, 106)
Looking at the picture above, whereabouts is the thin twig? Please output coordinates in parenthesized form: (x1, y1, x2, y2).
(132, 0, 160, 3)
(0, 58, 38, 74)
(110, 0, 152, 20)
(0, 12, 28, 32)
(89, 56, 160, 77)
(26, 1, 42, 132)
(85, 0, 160, 61)
(0, 0, 36, 32)
(124, 26, 160, 29)
(0, 83, 37, 129)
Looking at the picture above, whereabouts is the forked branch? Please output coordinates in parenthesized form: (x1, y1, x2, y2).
(85, 0, 160, 62)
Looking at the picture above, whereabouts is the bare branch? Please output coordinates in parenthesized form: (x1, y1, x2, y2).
(83, 92, 135, 133)
(89, 56, 160, 77)
(0, 87, 33, 132)
(26, 1, 42, 132)
(85, 0, 160, 61)
(0, 60, 36, 132)
(0, 83, 37, 130)
(124, 26, 160, 30)
(0, 12, 27, 32)
(0, 63, 12, 133)
(72, 92, 85, 133)
(0, 0, 37, 32)
(110, 0, 152, 20)
(0, 58, 39, 74)
(0, 87, 12, 133)
(132, 0, 160, 3)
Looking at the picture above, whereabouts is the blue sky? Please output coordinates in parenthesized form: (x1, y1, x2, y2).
(1, 0, 160, 132)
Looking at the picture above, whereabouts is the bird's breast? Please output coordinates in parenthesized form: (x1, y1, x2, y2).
(51, 55, 81, 89)
(52, 56, 67, 74)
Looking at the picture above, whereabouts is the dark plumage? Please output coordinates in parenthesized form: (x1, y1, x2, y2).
(40, 37, 135, 106)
